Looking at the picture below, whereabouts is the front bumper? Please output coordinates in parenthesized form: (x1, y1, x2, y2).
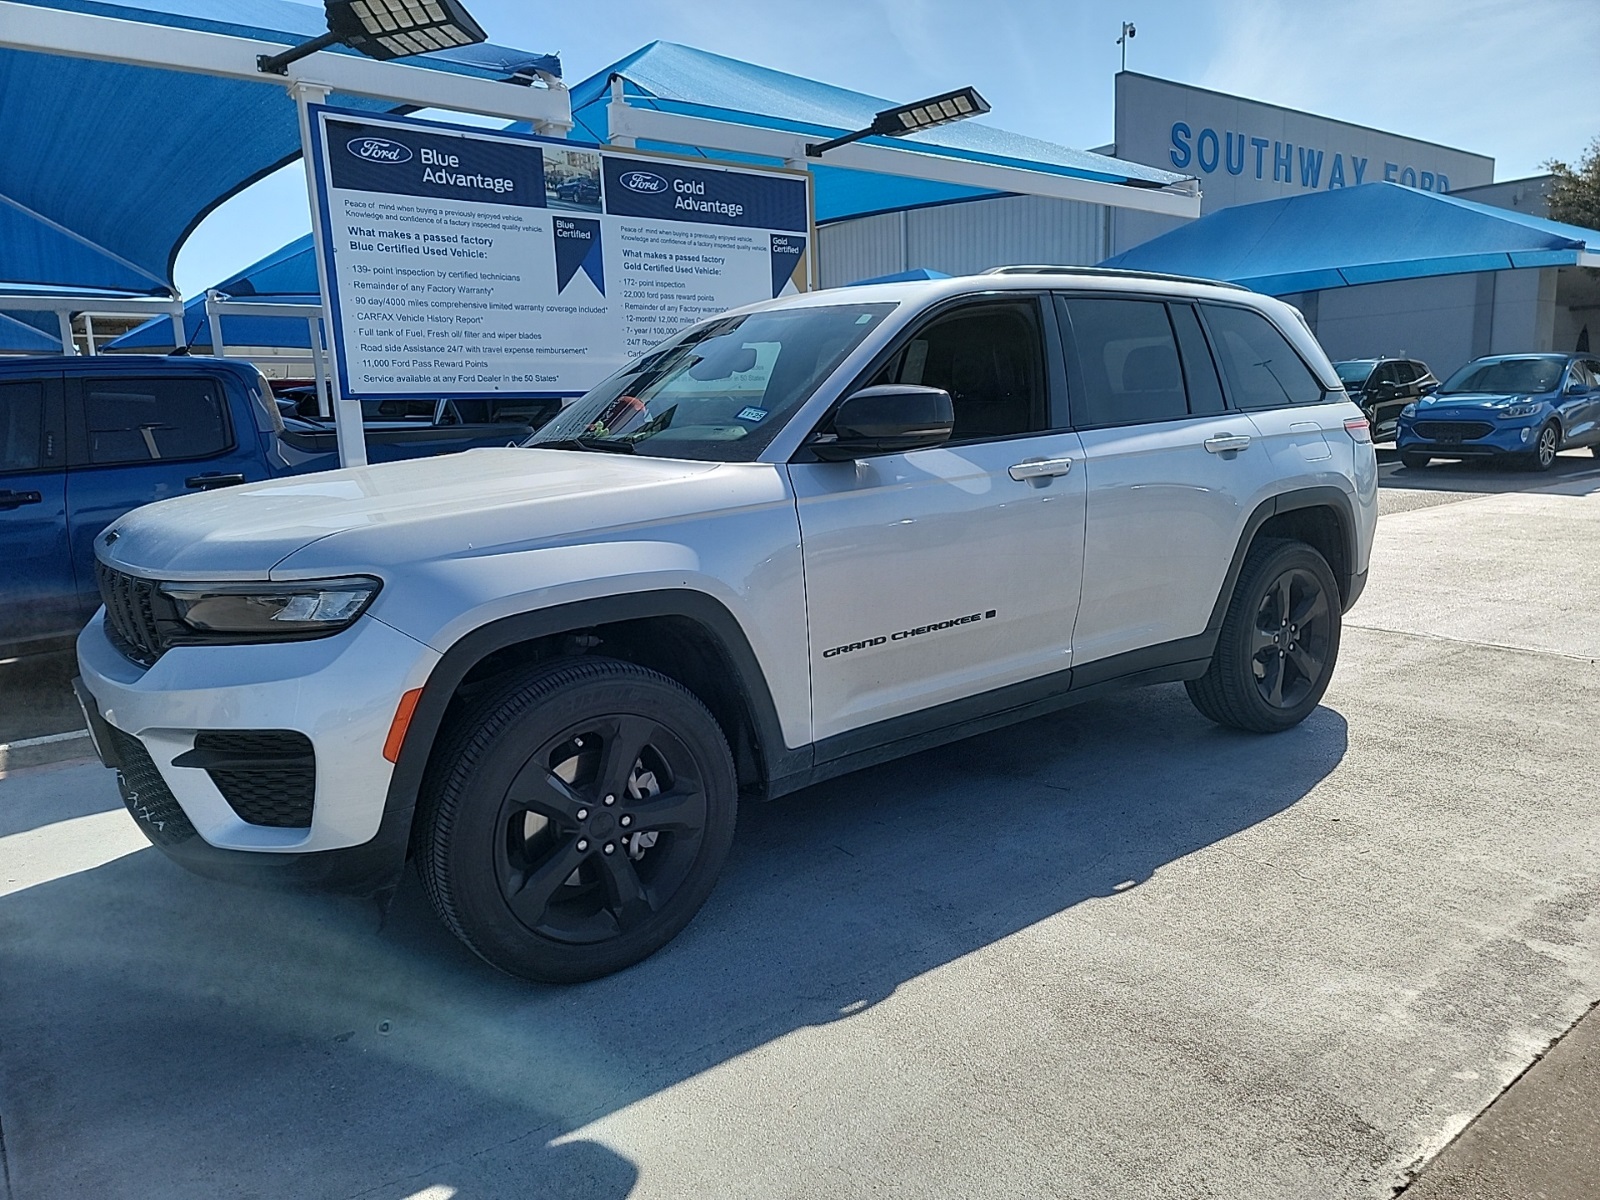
(76, 610, 439, 895)
(1395, 417, 1541, 458)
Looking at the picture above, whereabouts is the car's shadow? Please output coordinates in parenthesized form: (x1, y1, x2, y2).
(0, 683, 1347, 1199)
(1376, 446, 1600, 496)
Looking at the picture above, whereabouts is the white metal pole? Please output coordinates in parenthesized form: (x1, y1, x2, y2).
(206, 292, 228, 357)
(293, 80, 367, 468)
(307, 313, 332, 418)
(56, 310, 75, 354)
(83, 311, 97, 354)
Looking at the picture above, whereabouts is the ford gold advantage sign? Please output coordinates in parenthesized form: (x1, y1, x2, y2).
(308, 107, 811, 399)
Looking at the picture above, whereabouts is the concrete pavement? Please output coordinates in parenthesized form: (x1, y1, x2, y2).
(1, 466, 1599, 1198)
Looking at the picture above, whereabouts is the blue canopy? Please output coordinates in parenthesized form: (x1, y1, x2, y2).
(1100, 183, 1600, 295)
(105, 234, 321, 350)
(1, 0, 559, 296)
(847, 268, 953, 286)
(0, 312, 64, 353)
(561, 42, 1189, 224)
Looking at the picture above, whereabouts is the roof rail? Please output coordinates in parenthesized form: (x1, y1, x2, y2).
(981, 265, 1252, 292)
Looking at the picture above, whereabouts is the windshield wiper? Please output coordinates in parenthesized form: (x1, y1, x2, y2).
(531, 436, 636, 455)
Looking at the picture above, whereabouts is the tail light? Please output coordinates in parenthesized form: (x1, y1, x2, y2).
(1344, 417, 1372, 444)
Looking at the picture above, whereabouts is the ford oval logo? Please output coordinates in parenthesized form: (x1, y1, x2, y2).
(620, 170, 668, 194)
(348, 137, 413, 164)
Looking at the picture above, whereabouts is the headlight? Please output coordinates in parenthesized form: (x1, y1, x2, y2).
(160, 576, 381, 640)
(1497, 402, 1540, 419)
(1399, 403, 1417, 420)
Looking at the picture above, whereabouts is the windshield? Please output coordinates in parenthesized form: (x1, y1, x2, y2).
(1334, 361, 1375, 387)
(1439, 356, 1566, 396)
(526, 302, 896, 462)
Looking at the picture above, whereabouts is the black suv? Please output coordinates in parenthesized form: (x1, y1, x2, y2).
(1333, 358, 1438, 443)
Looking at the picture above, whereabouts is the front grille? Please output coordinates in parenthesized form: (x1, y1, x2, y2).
(1413, 420, 1493, 443)
(189, 730, 315, 829)
(106, 726, 198, 846)
(96, 562, 178, 667)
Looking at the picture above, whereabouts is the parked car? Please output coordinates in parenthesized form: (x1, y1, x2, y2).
(0, 354, 541, 656)
(1332, 357, 1438, 442)
(1395, 353, 1600, 470)
(76, 268, 1377, 982)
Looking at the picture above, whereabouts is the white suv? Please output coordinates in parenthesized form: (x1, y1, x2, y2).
(76, 269, 1378, 982)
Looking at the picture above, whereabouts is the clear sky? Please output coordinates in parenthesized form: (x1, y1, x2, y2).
(173, 0, 1600, 297)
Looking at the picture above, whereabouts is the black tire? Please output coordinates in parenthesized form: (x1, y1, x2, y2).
(415, 657, 737, 983)
(1400, 452, 1430, 469)
(1186, 538, 1342, 734)
(1524, 421, 1560, 471)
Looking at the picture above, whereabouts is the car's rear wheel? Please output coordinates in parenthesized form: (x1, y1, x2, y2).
(1400, 451, 1430, 469)
(416, 657, 737, 983)
(1524, 421, 1560, 471)
(1186, 538, 1341, 734)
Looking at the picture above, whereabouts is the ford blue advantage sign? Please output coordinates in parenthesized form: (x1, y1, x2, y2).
(308, 107, 813, 402)
(326, 118, 545, 208)
(603, 155, 808, 232)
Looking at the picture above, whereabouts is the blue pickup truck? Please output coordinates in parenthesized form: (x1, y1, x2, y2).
(0, 354, 552, 655)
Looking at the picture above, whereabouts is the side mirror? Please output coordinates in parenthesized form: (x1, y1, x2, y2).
(811, 385, 954, 461)
(1565, 378, 1586, 395)
(1419, 381, 1438, 395)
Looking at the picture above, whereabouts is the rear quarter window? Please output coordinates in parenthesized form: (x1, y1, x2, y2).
(1201, 304, 1326, 409)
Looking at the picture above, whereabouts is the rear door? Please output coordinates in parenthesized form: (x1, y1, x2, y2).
(790, 295, 1086, 742)
(1063, 295, 1280, 669)
(65, 372, 265, 614)
(0, 375, 74, 647)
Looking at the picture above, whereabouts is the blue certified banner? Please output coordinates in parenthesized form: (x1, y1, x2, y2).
(326, 118, 546, 209)
(603, 155, 807, 232)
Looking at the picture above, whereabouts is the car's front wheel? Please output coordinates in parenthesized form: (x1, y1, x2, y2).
(1525, 421, 1560, 471)
(1186, 538, 1341, 734)
(1400, 451, 1430, 469)
(416, 657, 737, 983)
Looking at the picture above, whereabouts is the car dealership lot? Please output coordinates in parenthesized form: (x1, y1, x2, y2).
(2, 459, 1599, 1199)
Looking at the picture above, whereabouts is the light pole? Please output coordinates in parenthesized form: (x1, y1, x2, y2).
(1117, 21, 1136, 73)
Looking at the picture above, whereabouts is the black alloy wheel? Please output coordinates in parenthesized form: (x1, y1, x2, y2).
(1186, 538, 1342, 733)
(417, 657, 737, 982)
(1528, 422, 1560, 471)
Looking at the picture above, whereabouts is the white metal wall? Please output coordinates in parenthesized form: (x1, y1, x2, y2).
(817, 194, 1110, 288)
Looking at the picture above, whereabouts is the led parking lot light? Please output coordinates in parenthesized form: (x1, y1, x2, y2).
(806, 86, 991, 157)
(257, 0, 488, 74)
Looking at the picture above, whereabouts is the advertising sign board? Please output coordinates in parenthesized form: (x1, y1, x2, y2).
(307, 106, 812, 400)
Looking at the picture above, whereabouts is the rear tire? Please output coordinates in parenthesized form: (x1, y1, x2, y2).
(416, 657, 737, 983)
(1186, 539, 1342, 734)
(1400, 452, 1430, 469)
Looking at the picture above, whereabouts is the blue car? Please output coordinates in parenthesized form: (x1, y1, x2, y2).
(1396, 353, 1600, 471)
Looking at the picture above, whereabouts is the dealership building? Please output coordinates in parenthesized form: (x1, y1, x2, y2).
(821, 71, 1595, 380)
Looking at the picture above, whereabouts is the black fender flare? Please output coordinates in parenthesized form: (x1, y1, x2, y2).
(377, 590, 801, 853)
(1207, 486, 1361, 635)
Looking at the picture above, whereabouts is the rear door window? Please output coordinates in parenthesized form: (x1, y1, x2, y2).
(1059, 297, 1189, 427)
(0, 380, 45, 472)
(1201, 304, 1327, 409)
(82, 377, 231, 465)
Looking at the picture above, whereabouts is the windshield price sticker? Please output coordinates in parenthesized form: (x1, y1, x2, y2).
(310, 106, 812, 401)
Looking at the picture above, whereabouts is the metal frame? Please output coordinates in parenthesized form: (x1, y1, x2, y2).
(0, 2, 573, 131)
(203, 293, 332, 419)
(0, 293, 186, 353)
(605, 87, 1202, 220)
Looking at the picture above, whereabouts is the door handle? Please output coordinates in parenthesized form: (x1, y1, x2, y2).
(1008, 457, 1073, 482)
(0, 489, 43, 510)
(1203, 433, 1252, 454)
(185, 473, 247, 490)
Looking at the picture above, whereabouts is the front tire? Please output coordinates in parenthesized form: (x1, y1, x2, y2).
(1524, 421, 1559, 471)
(416, 657, 737, 983)
(1186, 539, 1342, 733)
(1400, 451, 1430, 469)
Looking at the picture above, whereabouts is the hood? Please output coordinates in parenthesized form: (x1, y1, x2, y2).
(1416, 390, 1550, 412)
(98, 448, 736, 579)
